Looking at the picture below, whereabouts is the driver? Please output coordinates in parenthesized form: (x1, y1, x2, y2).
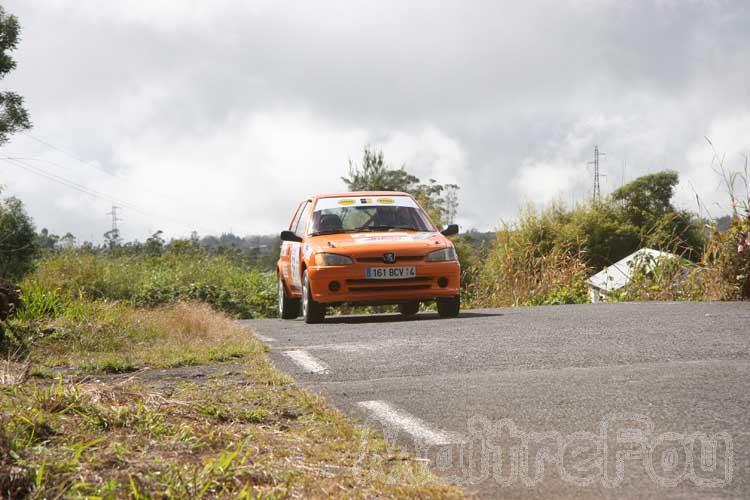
(372, 206, 401, 227)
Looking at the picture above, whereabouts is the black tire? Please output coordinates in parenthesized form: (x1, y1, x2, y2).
(437, 295, 460, 318)
(302, 270, 325, 324)
(278, 275, 300, 319)
(399, 301, 420, 317)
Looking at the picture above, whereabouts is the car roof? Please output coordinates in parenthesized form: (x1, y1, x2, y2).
(310, 191, 411, 201)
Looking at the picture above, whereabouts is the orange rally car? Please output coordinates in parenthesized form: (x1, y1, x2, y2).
(277, 191, 461, 323)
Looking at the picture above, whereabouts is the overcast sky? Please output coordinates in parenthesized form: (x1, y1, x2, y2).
(1, 0, 748, 242)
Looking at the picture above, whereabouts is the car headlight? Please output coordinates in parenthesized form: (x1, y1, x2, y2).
(315, 253, 353, 266)
(425, 246, 457, 262)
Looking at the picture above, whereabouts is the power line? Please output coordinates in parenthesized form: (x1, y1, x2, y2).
(3, 156, 172, 209)
(0, 157, 148, 215)
(4, 155, 199, 223)
(5, 134, 230, 236)
(1, 157, 216, 236)
(21, 131, 117, 178)
(5, 156, 115, 178)
(17, 132, 185, 206)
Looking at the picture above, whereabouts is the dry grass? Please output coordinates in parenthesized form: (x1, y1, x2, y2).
(31, 301, 260, 373)
(614, 227, 746, 302)
(1, 375, 461, 498)
(474, 226, 590, 307)
(0, 358, 30, 386)
(1, 304, 463, 498)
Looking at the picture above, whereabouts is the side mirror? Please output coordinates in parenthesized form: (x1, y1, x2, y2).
(280, 230, 303, 243)
(440, 224, 459, 236)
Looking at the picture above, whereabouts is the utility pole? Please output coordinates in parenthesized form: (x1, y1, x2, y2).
(588, 145, 605, 203)
(107, 206, 122, 232)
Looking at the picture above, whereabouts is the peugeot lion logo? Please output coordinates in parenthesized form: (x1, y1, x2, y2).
(383, 252, 396, 263)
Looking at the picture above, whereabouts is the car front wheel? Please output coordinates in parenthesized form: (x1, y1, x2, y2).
(278, 275, 300, 319)
(302, 270, 326, 324)
(437, 295, 460, 318)
(399, 301, 420, 317)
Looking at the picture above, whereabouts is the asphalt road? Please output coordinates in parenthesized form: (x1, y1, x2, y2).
(244, 302, 750, 499)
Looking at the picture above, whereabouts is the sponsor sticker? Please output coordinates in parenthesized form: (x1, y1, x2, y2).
(291, 242, 302, 289)
(349, 232, 435, 243)
(316, 195, 418, 211)
(413, 232, 435, 240)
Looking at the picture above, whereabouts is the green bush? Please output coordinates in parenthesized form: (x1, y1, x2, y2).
(469, 170, 711, 308)
(18, 250, 276, 320)
(472, 215, 591, 307)
(0, 191, 39, 281)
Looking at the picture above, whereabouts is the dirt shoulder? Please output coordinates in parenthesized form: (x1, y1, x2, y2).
(1, 320, 463, 498)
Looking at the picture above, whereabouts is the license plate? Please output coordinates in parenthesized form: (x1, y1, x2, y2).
(366, 266, 416, 280)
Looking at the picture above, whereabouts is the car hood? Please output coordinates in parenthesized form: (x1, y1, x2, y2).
(308, 231, 449, 256)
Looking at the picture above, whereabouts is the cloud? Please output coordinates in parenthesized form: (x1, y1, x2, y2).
(681, 114, 750, 217)
(512, 160, 586, 204)
(1, 0, 749, 240)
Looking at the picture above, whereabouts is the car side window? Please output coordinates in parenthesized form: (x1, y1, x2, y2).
(294, 200, 312, 237)
(289, 201, 305, 231)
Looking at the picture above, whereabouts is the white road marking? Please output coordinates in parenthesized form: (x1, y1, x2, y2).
(284, 350, 329, 374)
(254, 334, 276, 342)
(358, 400, 458, 445)
(315, 343, 376, 353)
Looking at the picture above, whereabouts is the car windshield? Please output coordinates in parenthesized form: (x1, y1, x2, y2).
(309, 196, 434, 235)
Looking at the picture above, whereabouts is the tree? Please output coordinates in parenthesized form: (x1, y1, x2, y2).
(37, 228, 59, 249)
(610, 170, 703, 258)
(0, 190, 38, 280)
(59, 232, 76, 249)
(342, 146, 419, 192)
(103, 228, 122, 250)
(144, 230, 165, 256)
(0, 6, 31, 146)
(342, 146, 459, 226)
(611, 171, 679, 228)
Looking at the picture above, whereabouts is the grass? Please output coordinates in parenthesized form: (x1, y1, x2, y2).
(1, 300, 462, 498)
(1, 249, 462, 496)
(470, 213, 591, 307)
(22, 250, 277, 319)
(0, 375, 461, 497)
(10, 301, 259, 373)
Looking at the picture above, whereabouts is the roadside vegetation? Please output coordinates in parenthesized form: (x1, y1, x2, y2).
(0, 196, 460, 497)
(473, 168, 748, 306)
(22, 249, 277, 319)
(339, 146, 750, 307)
(0, 311, 460, 498)
(3, 151, 746, 500)
(0, 2, 747, 493)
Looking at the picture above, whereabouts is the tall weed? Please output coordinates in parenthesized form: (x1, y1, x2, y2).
(21, 251, 276, 319)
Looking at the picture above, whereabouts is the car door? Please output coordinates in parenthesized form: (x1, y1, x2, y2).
(280, 201, 305, 292)
(289, 200, 312, 291)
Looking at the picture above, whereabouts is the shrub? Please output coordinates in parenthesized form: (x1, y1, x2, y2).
(0, 277, 20, 320)
(0, 192, 39, 281)
(23, 301, 259, 370)
(20, 251, 276, 319)
(473, 215, 591, 307)
(469, 169, 719, 308)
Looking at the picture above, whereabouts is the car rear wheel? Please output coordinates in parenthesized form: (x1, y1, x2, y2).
(399, 301, 420, 317)
(302, 270, 325, 324)
(437, 295, 460, 318)
(278, 275, 300, 319)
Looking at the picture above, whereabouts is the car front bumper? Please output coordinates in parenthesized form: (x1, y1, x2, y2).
(306, 261, 460, 304)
